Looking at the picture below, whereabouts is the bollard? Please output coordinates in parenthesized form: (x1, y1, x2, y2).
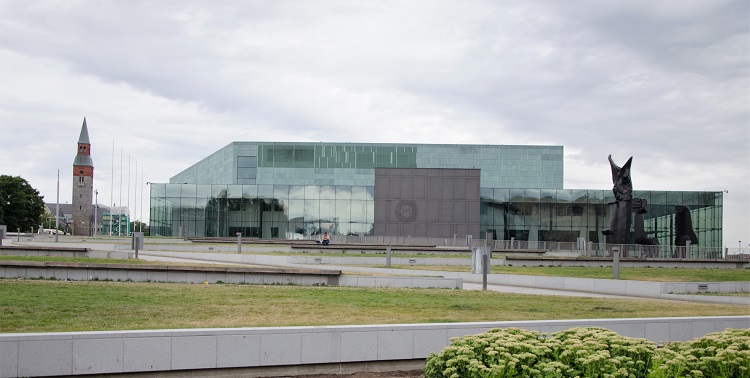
(386, 244, 392, 268)
(237, 232, 242, 254)
(131, 232, 144, 259)
(612, 246, 620, 279)
(17, 228, 21, 242)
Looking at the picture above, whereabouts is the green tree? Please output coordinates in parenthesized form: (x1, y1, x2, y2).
(0, 175, 45, 232)
(129, 220, 149, 236)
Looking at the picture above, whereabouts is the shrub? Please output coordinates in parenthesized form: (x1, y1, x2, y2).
(649, 328, 750, 378)
(424, 327, 748, 378)
(424, 327, 654, 378)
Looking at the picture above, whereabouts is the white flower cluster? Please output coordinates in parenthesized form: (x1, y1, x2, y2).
(424, 327, 749, 378)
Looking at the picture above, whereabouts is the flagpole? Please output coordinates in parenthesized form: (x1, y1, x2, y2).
(55, 169, 59, 243)
(128, 155, 131, 236)
(110, 140, 114, 236)
(119, 147, 123, 236)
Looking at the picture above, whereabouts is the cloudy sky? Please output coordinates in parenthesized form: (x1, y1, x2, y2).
(0, 0, 747, 247)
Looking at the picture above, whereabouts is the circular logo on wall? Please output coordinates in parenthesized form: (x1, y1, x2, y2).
(395, 200, 419, 223)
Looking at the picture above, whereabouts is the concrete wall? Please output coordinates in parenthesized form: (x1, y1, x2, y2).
(2, 316, 747, 377)
(340, 275, 460, 289)
(0, 246, 132, 260)
(0, 260, 461, 290)
(0, 262, 339, 286)
(290, 255, 493, 267)
(449, 272, 750, 305)
(505, 256, 749, 269)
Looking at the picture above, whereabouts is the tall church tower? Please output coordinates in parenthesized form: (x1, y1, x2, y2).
(72, 118, 94, 236)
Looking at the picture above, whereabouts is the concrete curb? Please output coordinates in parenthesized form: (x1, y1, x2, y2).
(2, 316, 747, 377)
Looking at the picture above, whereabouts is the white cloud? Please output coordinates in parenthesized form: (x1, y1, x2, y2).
(0, 0, 746, 245)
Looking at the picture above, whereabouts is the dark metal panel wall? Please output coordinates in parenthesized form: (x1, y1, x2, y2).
(374, 168, 480, 238)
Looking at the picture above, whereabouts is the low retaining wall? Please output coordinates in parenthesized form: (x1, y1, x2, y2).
(456, 272, 750, 305)
(505, 256, 750, 269)
(2, 316, 747, 377)
(340, 275, 461, 289)
(0, 261, 340, 286)
(290, 255, 532, 266)
(0, 245, 133, 259)
(291, 255, 493, 267)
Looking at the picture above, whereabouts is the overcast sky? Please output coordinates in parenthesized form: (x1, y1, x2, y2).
(0, 0, 747, 247)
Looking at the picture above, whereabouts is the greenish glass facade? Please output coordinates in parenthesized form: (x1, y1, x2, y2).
(481, 188, 722, 247)
(151, 142, 723, 248)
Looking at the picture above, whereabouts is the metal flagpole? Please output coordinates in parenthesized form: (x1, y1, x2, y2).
(127, 155, 131, 236)
(110, 140, 114, 236)
(55, 169, 59, 243)
(134, 160, 138, 233)
(119, 147, 123, 236)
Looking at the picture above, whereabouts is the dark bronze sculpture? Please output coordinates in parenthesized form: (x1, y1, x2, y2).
(603, 155, 672, 258)
(604, 155, 633, 246)
(633, 198, 659, 257)
(673, 205, 698, 258)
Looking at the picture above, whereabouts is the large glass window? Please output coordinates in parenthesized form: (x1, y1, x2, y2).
(289, 186, 305, 200)
(351, 200, 368, 223)
(238, 156, 257, 167)
(149, 183, 721, 247)
(319, 200, 336, 222)
(238, 168, 256, 179)
(335, 200, 351, 223)
(305, 186, 320, 200)
(336, 186, 352, 200)
(320, 186, 335, 200)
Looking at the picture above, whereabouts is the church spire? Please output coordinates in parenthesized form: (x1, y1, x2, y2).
(78, 117, 90, 144)
(74, 117, 93, 167)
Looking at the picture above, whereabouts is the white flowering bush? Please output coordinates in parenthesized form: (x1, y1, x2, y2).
(424, 327, 655, 378)
(648, 328, 750, 378)
(547, 327, 655, 377)
(424, 327, 749, 378)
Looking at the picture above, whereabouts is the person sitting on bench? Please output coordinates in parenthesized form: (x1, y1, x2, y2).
(322, 232, 330, 245)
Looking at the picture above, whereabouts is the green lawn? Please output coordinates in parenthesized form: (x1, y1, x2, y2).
(1, 280, 748, 333)
(381, 265, 750, 282)
(2, 255, 748, 282)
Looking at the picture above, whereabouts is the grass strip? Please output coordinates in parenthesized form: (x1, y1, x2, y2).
(2, 256, 747, 281)
(379, 265, 750, 282)
(1, 280, 747, 333)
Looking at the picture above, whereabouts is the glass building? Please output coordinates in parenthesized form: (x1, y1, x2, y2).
(149, 142, 722, 248)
